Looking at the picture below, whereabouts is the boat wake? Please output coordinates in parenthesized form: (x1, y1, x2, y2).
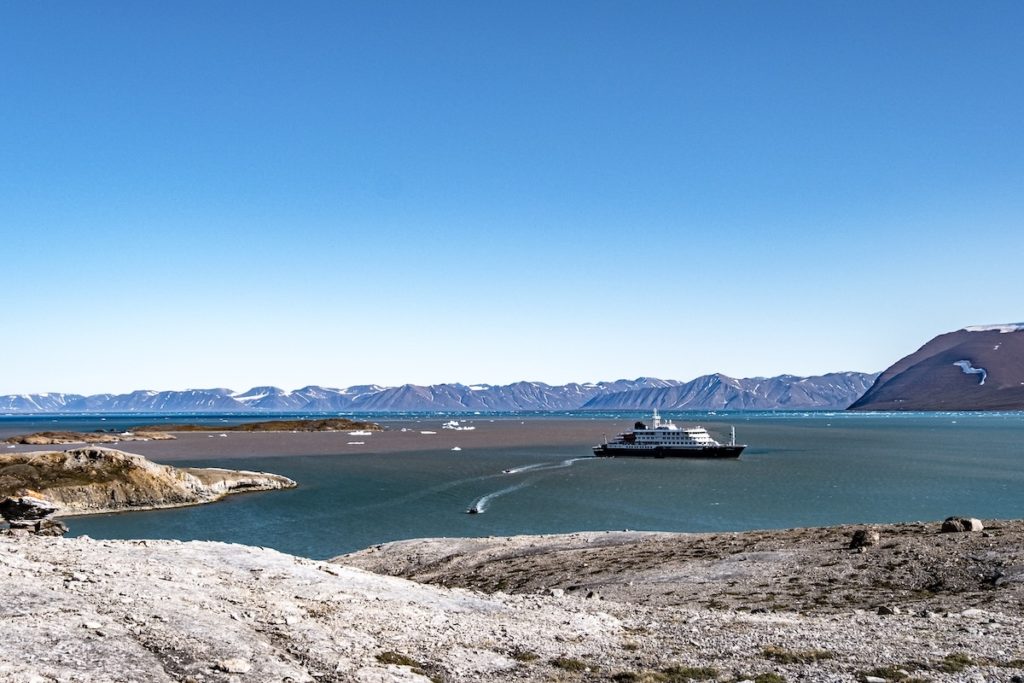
(471, 457, 592, 513)
(501, 457, 590, 475)
(467, 482, 528, 514)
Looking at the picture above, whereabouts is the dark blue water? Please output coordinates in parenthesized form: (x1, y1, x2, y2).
(6, 412, 1023, 559)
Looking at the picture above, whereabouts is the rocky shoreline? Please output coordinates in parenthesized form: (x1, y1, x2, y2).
(1, 521, 1021, 682)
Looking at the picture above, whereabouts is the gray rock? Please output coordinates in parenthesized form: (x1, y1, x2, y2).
(877, 605, 901, 615)
(33, 518, 69, 536)
(941, 517, 984, 533)
(0, 495, 58, 522)
(215, 658, 251, 674)
(849, 528, 880, 549)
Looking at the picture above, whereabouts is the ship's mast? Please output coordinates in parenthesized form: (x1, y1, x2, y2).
(731, 426, 736, 446)
(652, 409, 661, 429)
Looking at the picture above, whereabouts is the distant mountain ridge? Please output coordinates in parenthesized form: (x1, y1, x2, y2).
(0, 373, 876, 413)
(849, 323, 1024, 411)
(581, 372, 876, 411)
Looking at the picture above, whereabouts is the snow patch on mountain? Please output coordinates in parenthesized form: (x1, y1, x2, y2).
(953, 360, 987, 385)
(963, 323, 1024, 333)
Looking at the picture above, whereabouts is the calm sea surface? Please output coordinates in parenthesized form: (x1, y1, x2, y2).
(4, 412, 1023, 559)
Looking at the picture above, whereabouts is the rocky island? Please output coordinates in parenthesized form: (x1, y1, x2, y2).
(131, 417, 383, 433)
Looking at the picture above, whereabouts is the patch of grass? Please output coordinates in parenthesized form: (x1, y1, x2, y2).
(661, 665, 719, 681)
(376, 651, 421, 668)
(550, 656, 594, 673)
(936, 652, 972, 673)
(509, 648, 539, 662)
(999, 659, 1024, 669)
(622, 641, 641, 652)
(376, 651, 442, 681)
(611, 673, 668, 683)
(753, 674, 787, 683)
(762, 646, 833, 665)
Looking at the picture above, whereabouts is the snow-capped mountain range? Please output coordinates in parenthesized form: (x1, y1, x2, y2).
(0, 373, 876, 413)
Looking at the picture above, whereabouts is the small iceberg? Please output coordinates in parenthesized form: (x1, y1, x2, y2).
(442, 420, 476, 431)
(451, 446, 462, 451)
(347, 441, 365, 445)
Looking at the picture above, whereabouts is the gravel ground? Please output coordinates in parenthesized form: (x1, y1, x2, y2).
(2, 521, 1022, 682)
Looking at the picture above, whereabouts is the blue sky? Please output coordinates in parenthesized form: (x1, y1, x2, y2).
(2, 1, 1022, 394)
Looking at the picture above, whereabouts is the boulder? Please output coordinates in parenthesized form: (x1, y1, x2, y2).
(849, 528, 880, 549)
(0, 495, 59, 522)
(32, 519, 69, 537)
(941, 517, 984, 533)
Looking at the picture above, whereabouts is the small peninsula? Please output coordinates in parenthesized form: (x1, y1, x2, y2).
(0, 447, 296, 517)
(4, 431, 177, 446)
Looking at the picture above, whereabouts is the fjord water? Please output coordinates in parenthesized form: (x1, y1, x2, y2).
(17, 412, 1024, 560)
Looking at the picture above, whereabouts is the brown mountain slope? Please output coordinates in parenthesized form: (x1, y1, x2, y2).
(849, 324, 1024, 410)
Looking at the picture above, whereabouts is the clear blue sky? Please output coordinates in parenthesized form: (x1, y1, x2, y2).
(2, 1, 1022, 394)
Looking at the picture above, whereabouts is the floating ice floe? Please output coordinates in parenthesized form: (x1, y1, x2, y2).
(953, 360, 988, 385)
(420, 431, 436, 435)
(451, 446, 462, 451)
(347, 441, 364, 445)
(442, 420, 476, 431)
(348, 430, 373, 436)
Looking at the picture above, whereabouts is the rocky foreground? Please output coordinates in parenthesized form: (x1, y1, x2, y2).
(1, 523, 1022, 682)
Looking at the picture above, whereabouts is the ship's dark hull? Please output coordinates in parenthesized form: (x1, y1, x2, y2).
(592, 444, 744, 459)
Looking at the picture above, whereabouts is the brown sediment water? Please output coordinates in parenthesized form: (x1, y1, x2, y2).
(3, 418, 633, 462)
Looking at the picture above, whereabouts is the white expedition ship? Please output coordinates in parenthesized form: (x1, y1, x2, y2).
(593, 410, 744, 458)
